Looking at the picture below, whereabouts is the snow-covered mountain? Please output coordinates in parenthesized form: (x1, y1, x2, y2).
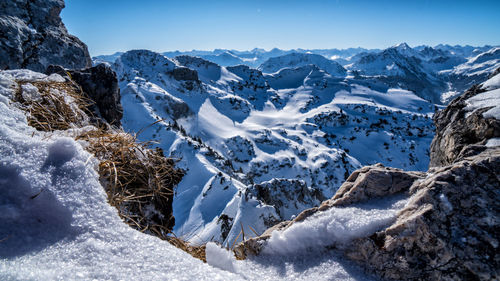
(347, 43, 499, 103)
(88, 43, 500, 246)
(258, 53, 347, 77)
(109, 49, 440, 246)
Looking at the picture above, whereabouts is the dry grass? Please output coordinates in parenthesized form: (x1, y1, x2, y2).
(167, 236, 207, 262)
(14, 80, 93, 131)
(78, 128, 184, 237)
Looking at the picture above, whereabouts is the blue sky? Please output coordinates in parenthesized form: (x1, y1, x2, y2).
(61, 0, 500, 56)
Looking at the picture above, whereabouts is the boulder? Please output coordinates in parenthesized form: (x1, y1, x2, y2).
(346, 148, 500, 280)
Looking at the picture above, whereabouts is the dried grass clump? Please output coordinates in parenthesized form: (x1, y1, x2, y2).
(78, 129, 184, 237)
(167, 236, 207, 262)
(14, 80, 92, 131)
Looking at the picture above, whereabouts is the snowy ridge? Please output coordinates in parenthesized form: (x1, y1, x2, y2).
(110, 49, 438, 246)
(258, 53, 347, 77)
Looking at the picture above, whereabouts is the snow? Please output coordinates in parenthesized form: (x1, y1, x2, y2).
(485, 138, 500, 147)
(465, 74, 500, 120)
(0, 70, 237, 280)
(204, 196, 409, 280)
(482, 73, 500, 90)
(263, 195, 408, 255)
(206, 242, 236, 272)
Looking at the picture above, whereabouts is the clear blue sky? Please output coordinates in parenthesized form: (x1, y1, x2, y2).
(61, 0, 500, 56)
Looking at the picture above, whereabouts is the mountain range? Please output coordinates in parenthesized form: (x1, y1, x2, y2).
(97, 43, 500, 246)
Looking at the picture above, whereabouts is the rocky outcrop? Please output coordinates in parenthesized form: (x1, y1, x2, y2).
(324, 164, 425, 207)
(171, 67, 198, 81)
(0, 0, 91, 72)
(45, 64, 123, 126)
(68, 64, 122, 125)
(429, 84, 500, 167)
(346, 148, 500, 280)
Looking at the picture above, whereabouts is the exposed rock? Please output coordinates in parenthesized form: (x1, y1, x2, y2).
(65, 64, 122, 125)
(0, 0, 91, 72)
(429, 84, 500, 167)
(46, 64, 123, 126)
(323, 163, 425, 207)
(346, 148, 500, 280)
(171, 66, 198, 81)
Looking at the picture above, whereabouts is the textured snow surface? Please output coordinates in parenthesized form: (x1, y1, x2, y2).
(205, 246, 375, 281)
(466, 73, 500, 119)
(263, 196, 408, 255)
(0, 70, 237, 280)
(205, 196, 408, 280)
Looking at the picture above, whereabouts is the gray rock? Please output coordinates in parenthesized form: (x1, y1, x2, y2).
(346, 148, 500, 281)
(324, 163, 425, 207)
(0, 0, 91, 72)
(66, 64, 122, 126)
(429, 84, 500, 167)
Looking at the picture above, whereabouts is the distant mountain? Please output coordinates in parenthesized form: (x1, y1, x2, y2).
(258, 53, 347, 77)
(93, 51, 124, 65)
(201, 51, 246, 67)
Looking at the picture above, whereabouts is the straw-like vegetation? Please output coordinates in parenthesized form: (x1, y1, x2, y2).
(78, 128, 184, 237)
(14, 80, 92, 131)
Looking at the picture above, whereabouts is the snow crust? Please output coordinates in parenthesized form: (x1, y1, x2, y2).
(263, 196, 408, 255)
(205, 196, 409, 280)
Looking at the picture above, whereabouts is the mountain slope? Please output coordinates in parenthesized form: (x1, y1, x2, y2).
(110, 50, 436, 246)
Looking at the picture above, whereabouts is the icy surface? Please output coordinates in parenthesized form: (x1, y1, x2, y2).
(0, 70, 237, 280)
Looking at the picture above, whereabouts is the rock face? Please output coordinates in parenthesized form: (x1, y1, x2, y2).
(325, 164, 425, 207)
(235, 75, 500, 280)
(429, 84, 500, 167)
(45, 64, 123, 126)
(345, 148, 499, 280)
(67, 64, 123, 125)
(0, 0, 91, 72)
